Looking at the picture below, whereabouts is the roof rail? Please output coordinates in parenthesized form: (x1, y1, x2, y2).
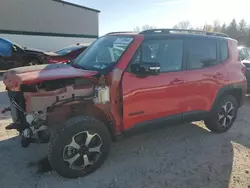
(105, 31, 136, 35)
(139, 29, 229, 37)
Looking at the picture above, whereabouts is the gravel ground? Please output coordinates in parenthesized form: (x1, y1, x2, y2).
(0, 77, 250, 188)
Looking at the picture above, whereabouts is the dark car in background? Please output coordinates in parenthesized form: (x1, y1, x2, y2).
(45, 43, 89, 64)
(239, 46, 250, 93)
(0, 38, 46, 70)
(238, 46, 250, 61)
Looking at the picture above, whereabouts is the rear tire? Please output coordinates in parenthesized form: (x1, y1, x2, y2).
(204, 95, 238, 133)
(48, 116, 111, 178)
(28, 59, 39, 66)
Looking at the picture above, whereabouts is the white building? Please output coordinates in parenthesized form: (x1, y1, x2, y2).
(0, 0, 100, 51)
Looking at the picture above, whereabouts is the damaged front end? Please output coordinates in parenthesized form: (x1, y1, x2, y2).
(3, 64, 111, 147)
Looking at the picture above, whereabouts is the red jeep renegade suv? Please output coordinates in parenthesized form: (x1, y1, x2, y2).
(2, 29, 247, 178)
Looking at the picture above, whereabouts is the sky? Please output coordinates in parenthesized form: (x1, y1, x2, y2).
(67, 0, 250, 35)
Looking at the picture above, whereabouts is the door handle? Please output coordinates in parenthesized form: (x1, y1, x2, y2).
(204, 72, 224, 79)
(213, 72, 223, 79)
(170, 78, 185, 85)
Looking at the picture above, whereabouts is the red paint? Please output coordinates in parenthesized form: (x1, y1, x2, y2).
(118, 37, 246, 130)
(46, 45, 88, 64)
(20, 67, 97, 85)
(3, 65, 97, 89)
(122, 71, 188, 129)
(3, 32, 247, 135)
(108, 68, 125, 132)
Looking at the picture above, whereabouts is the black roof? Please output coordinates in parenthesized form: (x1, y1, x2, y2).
(141, 33, 229, 41)
(106, 29, 231, 40)
(140, 29, 229, 38)
(52, 0, 100, 13)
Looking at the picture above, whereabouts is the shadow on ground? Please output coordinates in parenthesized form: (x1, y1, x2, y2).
(0, 116, 250, 188)
(0, 96, 249, 188)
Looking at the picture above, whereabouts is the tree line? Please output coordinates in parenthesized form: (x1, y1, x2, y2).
(134, 19, 250, 46)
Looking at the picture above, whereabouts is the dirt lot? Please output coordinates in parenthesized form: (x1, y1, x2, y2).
(0, 77, 249, 188)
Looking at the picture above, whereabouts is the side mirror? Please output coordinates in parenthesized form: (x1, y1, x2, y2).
(131, 62, 160, 75)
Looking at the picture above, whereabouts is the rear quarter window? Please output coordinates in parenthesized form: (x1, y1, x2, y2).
(220, 40, 229, 62)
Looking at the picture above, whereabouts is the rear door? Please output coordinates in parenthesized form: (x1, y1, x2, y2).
(182, 37, 228, 119)
(1, 45, 23, 69)
(122, 37, 188, 129)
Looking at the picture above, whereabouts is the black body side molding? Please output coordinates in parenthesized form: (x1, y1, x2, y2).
(211, 83, 246, 110)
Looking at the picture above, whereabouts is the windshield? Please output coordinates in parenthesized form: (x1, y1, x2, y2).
(73, 35, 133, 70)
(55, 45, 83, 55)
(13, 43, 24, 50)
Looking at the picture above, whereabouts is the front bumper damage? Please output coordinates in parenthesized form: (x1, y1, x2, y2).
(2, 64, 112, 148)
(3, 83, 111, 148)
(4, 91, 35, 147)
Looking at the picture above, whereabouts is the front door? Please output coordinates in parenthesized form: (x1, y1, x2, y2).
(122, 38, 188, 130)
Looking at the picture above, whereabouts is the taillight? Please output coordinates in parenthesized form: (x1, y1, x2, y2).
(48, 58, 70, 64)
(47, 58, 57, 64)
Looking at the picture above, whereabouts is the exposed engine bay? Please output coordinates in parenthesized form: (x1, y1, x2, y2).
(5, 76, 110, 147)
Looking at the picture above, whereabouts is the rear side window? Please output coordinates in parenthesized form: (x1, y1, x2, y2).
(186, 39, 217, 69)
(220, 40, 229, 62)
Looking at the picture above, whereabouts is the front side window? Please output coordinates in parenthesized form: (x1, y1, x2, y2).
(73, 35, 133, 70)
(131, 39, 183, 72)
(186, 39, 217, 69)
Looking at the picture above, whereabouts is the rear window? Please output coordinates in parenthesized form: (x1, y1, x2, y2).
(55, 45, 83, 55)
(220, 40, 229, 62)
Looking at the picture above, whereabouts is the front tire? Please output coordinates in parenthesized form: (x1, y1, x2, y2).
(48, 116, 111, 178)
(204, 95, 238, 133)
